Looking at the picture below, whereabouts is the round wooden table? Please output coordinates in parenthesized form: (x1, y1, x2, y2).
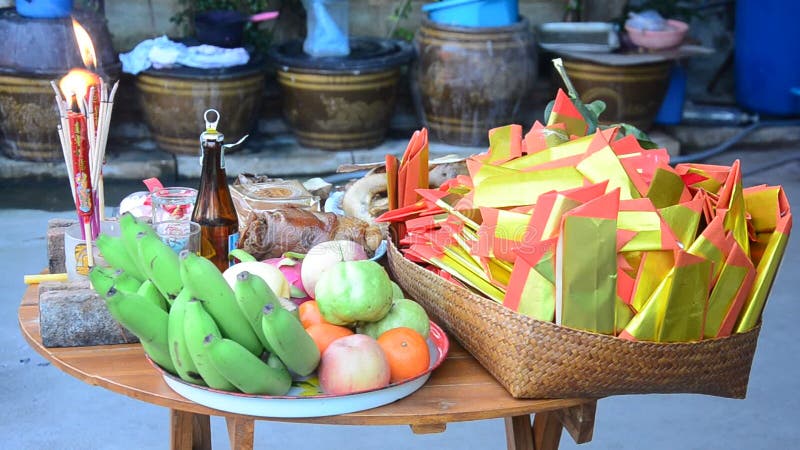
(19, 283, 597, 450)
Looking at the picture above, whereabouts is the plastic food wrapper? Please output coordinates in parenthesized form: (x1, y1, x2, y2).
(230, 176, 320, 227)
(378, 88, 792, 342)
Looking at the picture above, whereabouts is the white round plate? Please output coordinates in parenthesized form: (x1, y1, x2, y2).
(156, 322, 449, 418)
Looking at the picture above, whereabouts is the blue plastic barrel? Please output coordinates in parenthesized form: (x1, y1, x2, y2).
(735, 1, 800, 116)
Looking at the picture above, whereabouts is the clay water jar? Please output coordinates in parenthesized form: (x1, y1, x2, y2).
(413, 17, 535, 146)
(135, 57, 266, 155)
(561, 59, 672, 130)
(0, 8, 119, 161)
(268, 37, 413, 150)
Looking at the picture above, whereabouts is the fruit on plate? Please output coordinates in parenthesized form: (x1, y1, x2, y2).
(203, 334, 292, 396)
(390, 281, 404, 300)
(358, 298, 430, 339)
(261, 304, 321, 376)
(314, 260, 393, 326)
(306, 323, 354, 354)
(318, 334, 391, 395)
(298, 300, 328, 329)
(377, 327, 431, 383)
(224, 249, 291, 299)
(301, 240, 368, 298)
(180, 251, 264, 356)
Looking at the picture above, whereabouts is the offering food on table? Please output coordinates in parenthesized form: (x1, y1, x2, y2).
(237, 206, 383, 260)
(91, 213, 434, 396)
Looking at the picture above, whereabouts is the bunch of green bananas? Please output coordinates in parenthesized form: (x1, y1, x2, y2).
(90, 213, 321, 396)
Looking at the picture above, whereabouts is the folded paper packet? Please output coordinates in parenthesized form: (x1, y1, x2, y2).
(378, 89, 791, 342)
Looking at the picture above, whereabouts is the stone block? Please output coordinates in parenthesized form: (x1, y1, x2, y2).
(39, 280, 138, 348)
(47, 218, 75, 275)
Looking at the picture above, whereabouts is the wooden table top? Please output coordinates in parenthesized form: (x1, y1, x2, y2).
(19, 283, 591, 427)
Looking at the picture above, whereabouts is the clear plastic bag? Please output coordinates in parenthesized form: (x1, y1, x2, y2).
(303, 0, 350, 57)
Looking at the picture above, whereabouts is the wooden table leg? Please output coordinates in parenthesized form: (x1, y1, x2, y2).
(557, 401, 596, 444)
(504, 415, 534, 450)
(532, 411, 563, 450)
(170, 409, 211, 450)
(226, 416, 255, 450)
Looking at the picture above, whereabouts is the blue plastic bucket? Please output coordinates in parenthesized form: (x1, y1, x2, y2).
(654, 64, 686, 125)
(735, 1, 800, 116)
(16, 0, 73, 19)
(422, 0, 518, 28)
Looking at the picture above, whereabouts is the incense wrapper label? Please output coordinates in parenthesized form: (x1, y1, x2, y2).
(68, 111, 93, 217)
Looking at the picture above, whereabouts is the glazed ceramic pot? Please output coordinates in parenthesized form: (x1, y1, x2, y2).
(268, 37, 413, 150)
(561, 59, 672, 130)
(135, 58, 266, 155)
(413, 17, 536, 146)
(0, 8, 118, 161)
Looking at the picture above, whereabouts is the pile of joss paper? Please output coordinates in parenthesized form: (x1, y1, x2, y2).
(378, 89, 791, 343)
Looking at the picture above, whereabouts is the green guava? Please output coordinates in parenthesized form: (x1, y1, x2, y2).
(390, 281, 404, 300)
(357, 298, 430, 339)
(314, 260, 393, 326)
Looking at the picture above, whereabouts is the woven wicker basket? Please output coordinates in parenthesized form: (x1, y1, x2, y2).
(387, 240, 761, 399)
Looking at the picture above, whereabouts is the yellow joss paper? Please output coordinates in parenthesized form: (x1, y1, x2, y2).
(522, 121, 569, 154)
(576, 145, 639, 200)
(503, 238, 558, 322)
(686, 211, 732, 282)
(646, 165, 692, 209)
(473, 166, 584, 208)
(555, 189, 619, 335)
(621, 251, 712, 342)
(502, 128, 615, 171)
(485, 124, 523, 163)
(704, 242, 755, 338)
(617, 198, 680, 252)
(546, 88, 588, 137)
(717, 160, 750, 257)
(744, 185, 790, 233)
(658, 193, 703, 250)
(675, 163, 730, 194)
(736, 213, 792, 332)
(629, 251, 674, 312)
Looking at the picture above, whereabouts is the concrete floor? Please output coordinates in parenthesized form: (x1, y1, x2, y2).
(2, 143, 799, 449)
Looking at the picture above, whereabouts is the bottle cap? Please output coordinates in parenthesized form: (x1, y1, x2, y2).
(201, 109, 224, 142)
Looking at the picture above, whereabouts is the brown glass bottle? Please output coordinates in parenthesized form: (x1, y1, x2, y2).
(191, 112, 239, 272)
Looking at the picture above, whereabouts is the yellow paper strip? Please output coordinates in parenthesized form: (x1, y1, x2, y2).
(735, 213, 792, 332)
(474, 166, 585, 208)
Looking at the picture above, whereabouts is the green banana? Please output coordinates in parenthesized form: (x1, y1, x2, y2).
(203, 334, 292, 395)
(95, 232, 147, 282)
(233, 270, 280, 352)
(182, 298, 236, 390)
(179, 251, 263, 356)
(167, 289, 204, 385)
(261, 303, 320, 377)
(136, 232, 183, 300)
(104, 286, 175, 374)
(118, 213, 156, 278)
(137, 279, 168, 311)
(228, 248, 257, 263)
(89, 266, 141, 298)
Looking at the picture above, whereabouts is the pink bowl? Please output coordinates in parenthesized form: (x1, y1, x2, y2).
(626, 19, 689, 50)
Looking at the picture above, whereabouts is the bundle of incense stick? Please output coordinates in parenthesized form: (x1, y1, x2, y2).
(51, 77, 119, 266)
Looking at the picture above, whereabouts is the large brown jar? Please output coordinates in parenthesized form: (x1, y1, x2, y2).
(413, 18, 536, 147)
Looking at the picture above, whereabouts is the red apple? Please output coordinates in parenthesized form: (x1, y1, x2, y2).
(318, 334, 390, 395)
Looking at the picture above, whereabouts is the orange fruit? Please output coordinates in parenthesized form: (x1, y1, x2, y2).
(298, 300, 328, 328)
(376, 327, 430, 383)
(306, 323, 354, 354)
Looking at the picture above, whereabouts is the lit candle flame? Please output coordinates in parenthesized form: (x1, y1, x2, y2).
(72, 18, 97, 71)
(59, 68, 100, 108)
